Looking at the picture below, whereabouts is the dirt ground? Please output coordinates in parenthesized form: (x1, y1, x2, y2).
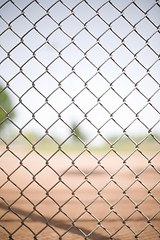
(0, 149, 160, 239)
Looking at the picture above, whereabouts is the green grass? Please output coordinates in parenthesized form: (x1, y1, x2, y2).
(32, 135, 160, 154)
(2, 133, 159, 154)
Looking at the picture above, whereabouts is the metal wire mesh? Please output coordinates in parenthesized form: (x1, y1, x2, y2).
(0, 0, 160, 239)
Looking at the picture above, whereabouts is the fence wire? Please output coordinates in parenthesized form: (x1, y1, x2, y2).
(0, 0, 160, 239)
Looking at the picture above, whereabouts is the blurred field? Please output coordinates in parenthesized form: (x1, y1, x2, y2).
(0, 139, 160, 239)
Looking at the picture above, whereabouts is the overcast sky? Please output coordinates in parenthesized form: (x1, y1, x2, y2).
(0, 0, 160, 144)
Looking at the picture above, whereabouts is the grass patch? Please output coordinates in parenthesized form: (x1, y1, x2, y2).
(2, 134, 159, 154)
(31, 135, 160, 154)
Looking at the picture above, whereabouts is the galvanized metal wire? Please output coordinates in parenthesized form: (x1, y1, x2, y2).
(0, 0, 160, 239)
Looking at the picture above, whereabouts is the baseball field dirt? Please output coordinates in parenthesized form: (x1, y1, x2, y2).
(0, 147, 160, 239)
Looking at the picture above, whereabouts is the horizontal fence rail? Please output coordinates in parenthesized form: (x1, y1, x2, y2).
(0, 0, 160, 239)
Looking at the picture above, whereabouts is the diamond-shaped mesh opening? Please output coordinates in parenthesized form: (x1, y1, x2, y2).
(11, 225, 34, 240)
(10, 167, 32, 189)
(87, 196, 110, 219)
(74, 151, 98, 174)
(75, 89, 97, 112)
(0, 180, 20, 204)
(126, 150, 148, 174)
(100, 29, 121, 53)
(138, 195, 160, 219)
(126, 180, 149, 203)
(23, 152, 46, 175)
(10, 43, 32, 66)
(62, 15, 83, 38)
(74, 211, 99, 237)
(11, 15, 33, 37)
(35, 104, 58, 129)
(47, 119, 71, 143)
(100, 59, 122, 83)
(100, 180, 123, 206)
(0, 152, 20, 175)
(113, 165, 136, 189)
(1, 1, 20, 22)
(138, 135, 160, 158)
(125, 30, 145, 53)
(62, 78, 84, 101)
(22, 58, 45, 80)
(124, 3, 144, 25)
(7, 195, 34, 221)
(1, 28, 19, 52)
(126, 210, 148, 233)
(24, 30, 45, 52)
(138, 225, 160, 240)
(49, 152, 71, 175)
(87, 104, 110, 128)
(22, 120, 46, 142)
(87, 167, 110, 191)
(62, 196, 85, 220)
(61, 167, 85, 190)
(114, 195, 135, 219)
(10, 73, 32, 96)
(36, 43, 58, 66)
(137, 74, 159, 98)
(74, 29, 97, 52)
(100, 211, 123, 235)
(35, 166, 59, 190)
(25, 2, 46, 23)
(113, 104, 135, 128)
(49, 2, 70, 23)
(75, 58, 97, 82)
(99, 2, 120, 24)
(0, 211, 21, 234)
(62, 44, 84, 66)
(48, 58, 72, 81)
(137, 46, 158, 69)
(100, 151, 123, 175)
(75, 181, 98, 206)
(136, 17, 157, 40)
(1, 59, 19, 80)
(47, 213, 73, 236)
(48, 181, 72, 206)
(125, 59, 146, 83)
(87, 73, 110, 97)
(139, 104, 159, 129)
(87, 44, 110, 67)
(115, 225, 136, 240)
(112, 45, 133, 68)
(9, 135, 32, 158)
(1, 1, 160, 239)
(36, 196, 59, 219)
(36, 15, 58, 36)
(111, 16, 133, 39)
(74, 1, 95, 23)
(87, 16, 109, 38)
(48, 29, 70, 52)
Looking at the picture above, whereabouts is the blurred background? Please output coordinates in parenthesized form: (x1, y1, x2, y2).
(0, 0, 160, 151)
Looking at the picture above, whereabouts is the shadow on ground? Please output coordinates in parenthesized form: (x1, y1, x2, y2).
(0, 202, 118, 240)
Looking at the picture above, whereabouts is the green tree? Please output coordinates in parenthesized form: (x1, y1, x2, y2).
(0, 85, 14, 132)
(71, 121, 86, 142)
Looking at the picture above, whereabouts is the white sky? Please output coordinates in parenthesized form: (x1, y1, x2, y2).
(0, 0, 160, 144)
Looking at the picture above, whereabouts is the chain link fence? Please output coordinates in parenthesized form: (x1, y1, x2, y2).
(0, 0, 160, 239)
